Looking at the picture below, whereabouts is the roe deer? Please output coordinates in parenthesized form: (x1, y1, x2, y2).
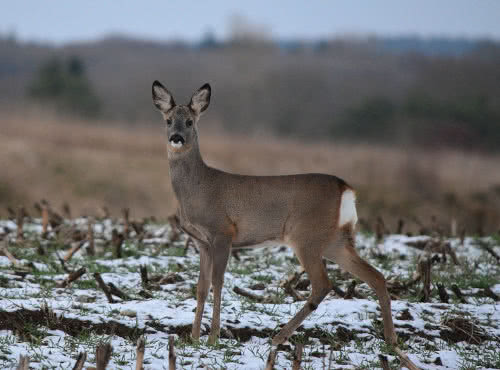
(151, 81, 419, 369)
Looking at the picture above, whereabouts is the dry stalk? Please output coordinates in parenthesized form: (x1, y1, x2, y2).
(406, 238, 459, 265)
(183, 237, 193, 254)
(42, 205, 49, 237)
(332, 284, 346, 298)
(451, 284, 468, 304)
(47, 207, 64, 229)
(167, 214, 181, 242)
(94, 272, 115, 303)
(62, 202, 72, 219)
(16, 354, 29, 370)
(418, 258, 432, 302)
(280, 268, 305, 289)
(292, 342, 303, 370)
(57, 267, 86, 288)
(459, 227, 466, 246)
(55, 250, 71, 273)
(1, 241, 21, 267)
(396, 218, 405, 234)
(394, 347, 420, 370)
(265, 349, 277, 370)
(98, 206, 110, 219)
(443, 243, 460, 265)
(437, 283, 449, 303)
(168, 335, 176, 370)
(283, 279, 306, 301)
(327, 349, 334, 370)
(442, 316, 490, 344)
(7, 206, 16, 220)
(344, 280, 357, 300)
(140, 265, 149, 288)
(16, 206, 25, 242)
(477, 242, 500, 263)
(112, 229, 124, 258)
(378, 354, 391, 370)
(95, 343, 113, 370)
(138, 290, 154, 299)
(375, 216, 385, 243)
(135, 336, 145, 370)
(481, 286, 499, 301)
(71, 352, 87, 370)
(450, 218, 457, 237)
(233, 286, 265, 302)
(131, 220, 145, 237)
(157, 272, 183, 285)
(233, 286, 276, 303)
(107, 282, 131, 300)
(85, 221, 95, 258)
(63, 241, 85, 262)
(231, 249, 240, 260)
(122, 208, 130, 237)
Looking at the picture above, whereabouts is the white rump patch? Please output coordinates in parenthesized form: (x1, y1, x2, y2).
(170, 141, 183, 148)
(338, 189, 358, 227)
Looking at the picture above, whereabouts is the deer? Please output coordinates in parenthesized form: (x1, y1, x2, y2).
(151, 81, 419, 370)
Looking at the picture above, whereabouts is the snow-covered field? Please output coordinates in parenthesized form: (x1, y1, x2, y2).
(0, 218, 499, 369)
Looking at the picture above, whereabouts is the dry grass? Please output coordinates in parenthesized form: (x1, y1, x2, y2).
(1, 111, 500, 233)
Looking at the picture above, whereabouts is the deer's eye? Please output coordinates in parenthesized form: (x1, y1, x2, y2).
(166, 119, 172, 126)
(186, 119, 193, 127)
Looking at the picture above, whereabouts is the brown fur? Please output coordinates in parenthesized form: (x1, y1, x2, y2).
(152, 81, 398, 347)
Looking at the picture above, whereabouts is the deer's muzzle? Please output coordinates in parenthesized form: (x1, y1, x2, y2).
(169, 134, 185, 148)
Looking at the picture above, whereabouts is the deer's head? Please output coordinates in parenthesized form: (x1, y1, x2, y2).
(152, 81, 211, 154)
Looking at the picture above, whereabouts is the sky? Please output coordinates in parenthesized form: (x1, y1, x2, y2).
(3, 0, 500, 44)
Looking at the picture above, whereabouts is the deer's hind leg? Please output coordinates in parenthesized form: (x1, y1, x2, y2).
(323, 225, 398, 345)
(272, 239, 333, 345)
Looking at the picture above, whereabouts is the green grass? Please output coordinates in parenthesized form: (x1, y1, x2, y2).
(252, 274, 274, 283)
(165, 246, 187, 257)
(433, 253, 500, 290)
(73, 279, 97, 290)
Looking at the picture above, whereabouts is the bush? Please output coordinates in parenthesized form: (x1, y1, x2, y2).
(333, 97, 397, 141)
(28, 56, 101, 118)
(333, 93, 500, 150)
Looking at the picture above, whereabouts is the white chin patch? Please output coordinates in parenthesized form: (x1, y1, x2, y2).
(170, 141, 183, 148)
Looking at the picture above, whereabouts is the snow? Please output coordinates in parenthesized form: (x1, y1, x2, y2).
(0, 218, 499, 369)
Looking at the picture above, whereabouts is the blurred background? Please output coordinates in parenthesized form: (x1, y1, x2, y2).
(1, 1, 500, 234)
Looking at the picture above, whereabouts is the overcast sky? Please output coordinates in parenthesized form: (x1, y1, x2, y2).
(3, 0, 500, 44)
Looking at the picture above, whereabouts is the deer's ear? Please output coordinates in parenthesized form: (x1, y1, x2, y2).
(189, 83, 211, 115)
(152, 80, 175, 113)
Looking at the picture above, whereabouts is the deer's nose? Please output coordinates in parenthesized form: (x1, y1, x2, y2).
(169, 134, 185, 144)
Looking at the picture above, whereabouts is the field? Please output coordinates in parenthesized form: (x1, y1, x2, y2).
(2, 112, 500, 234)
(3, 5, 500, 370)
(0, 215, 499, 369)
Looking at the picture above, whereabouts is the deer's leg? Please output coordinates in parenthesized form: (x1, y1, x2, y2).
(324, 226, 398, 345)
(208, 234, 232, 345)
(192, 242, 213, 340)
(272, 243, 332, 345)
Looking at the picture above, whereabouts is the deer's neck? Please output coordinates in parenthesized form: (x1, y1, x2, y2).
(168, 141, 209, 200)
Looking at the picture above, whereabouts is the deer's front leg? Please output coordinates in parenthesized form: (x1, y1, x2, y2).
(192, 242, 212, 341)
(208, 234, 232, 345)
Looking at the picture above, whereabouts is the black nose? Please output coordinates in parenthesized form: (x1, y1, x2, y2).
(169, 134, 185, 144)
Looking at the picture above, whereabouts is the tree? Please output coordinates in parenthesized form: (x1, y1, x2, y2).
(28, 56, 101, 118)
